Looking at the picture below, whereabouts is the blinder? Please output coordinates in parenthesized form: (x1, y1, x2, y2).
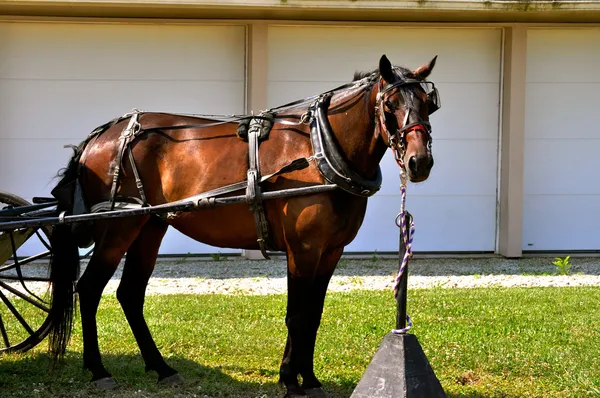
(424, 83, 441, 115)
(377, 78, 441, 116)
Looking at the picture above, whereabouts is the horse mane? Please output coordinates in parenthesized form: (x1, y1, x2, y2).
(352, 69, 377, 81)
(53, 116, 125, 186)
(352, 65, 415, 82)
(352, 64, 423, 112)
(54, 141, 87, 181)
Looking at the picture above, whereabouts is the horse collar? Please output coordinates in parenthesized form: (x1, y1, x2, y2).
(309, 94, 383, 197)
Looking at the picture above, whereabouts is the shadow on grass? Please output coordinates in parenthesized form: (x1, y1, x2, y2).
(0, 351, 356, 398)
(446, 393, 522, 398)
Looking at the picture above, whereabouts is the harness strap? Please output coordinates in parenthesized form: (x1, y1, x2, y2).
(90, 156, 313, 214)
(127, 145, 148, 207)
(137, 76, 374, 128)
(109, 110, 145, 211)
(245, 113, 273, 259)
(310, 94, 382, 197)
(137, 75, 379, 134)
(143, 115, 308, 135)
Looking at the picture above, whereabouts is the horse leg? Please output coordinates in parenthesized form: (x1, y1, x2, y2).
(115, 217, 183, 385)
(279, 248, 342, 398)
(279, 271, 313, 397)
(76, 217, 148, 389)
(279, 247, 341, 397)
(301, 248, 342, 397)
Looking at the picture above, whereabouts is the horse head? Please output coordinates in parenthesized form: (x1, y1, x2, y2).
(374, 54, 438, 183)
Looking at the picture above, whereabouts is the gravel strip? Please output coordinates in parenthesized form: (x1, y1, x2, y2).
(5, 255, 600, 296)
(127, 256, 600, 295)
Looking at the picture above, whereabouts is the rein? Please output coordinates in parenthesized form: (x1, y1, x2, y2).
(136, 75, 377, 133)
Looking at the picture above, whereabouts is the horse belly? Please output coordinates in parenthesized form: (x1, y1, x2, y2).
(166, 202, 263, 250)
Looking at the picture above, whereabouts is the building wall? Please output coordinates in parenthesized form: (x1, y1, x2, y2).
(0, 3, 599, 257)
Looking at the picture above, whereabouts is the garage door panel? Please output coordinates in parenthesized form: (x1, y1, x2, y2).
(0, 80, 244, 139)
(268, 25, 501, 253)
(346, 195, 497, 252)
(432, 82, 500, 140)
(378, 139, 498, 196)
(267, 81, 342, 109)
(0, 21, 246, 255)
(0, 139, 74, 200)
(523, 195, 600, 251)
(525, 83, 600, 139)
(408, 195, 497, 252)
(0, 23, 245, 81)
(527, 29, 600, 83)
(524, 139, 600, 195)
(525, 29, 600, 251)
(268, 26, 501, 84)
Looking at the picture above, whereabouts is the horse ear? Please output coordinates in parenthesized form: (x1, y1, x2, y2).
(379, 54, 395, 83)
(413, 55, 437, 80)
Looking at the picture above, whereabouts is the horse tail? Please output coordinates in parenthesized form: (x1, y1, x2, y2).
(47, 146, 82, 364)
(47, 218, 80, 363)
(46, 114, 124, 362)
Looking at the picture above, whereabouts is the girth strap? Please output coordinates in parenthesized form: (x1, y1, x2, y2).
(245, 112, 273, 259)
(109, 110, 148, 211)
(127, 145, 148, 206)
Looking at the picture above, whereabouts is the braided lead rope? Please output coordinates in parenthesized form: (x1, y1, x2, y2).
(392, 172, 415, 334)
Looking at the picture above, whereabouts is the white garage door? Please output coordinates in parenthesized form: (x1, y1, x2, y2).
(268, 25, 502, 253)
(523, 28, 600, 251)
(0, 21, 246, 255)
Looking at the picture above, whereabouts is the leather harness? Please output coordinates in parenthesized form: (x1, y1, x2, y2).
(310, 93, 383, 197)
(70, 71, 437, 258)
(244, 111, 274, 257)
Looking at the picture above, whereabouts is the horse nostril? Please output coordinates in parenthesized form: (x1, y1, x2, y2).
(408, 156, 417, 173)
(428, 156, 434, 169)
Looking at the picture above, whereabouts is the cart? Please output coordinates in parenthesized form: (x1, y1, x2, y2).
(0, 192, 55, 353)
(0, 182, 337, 353)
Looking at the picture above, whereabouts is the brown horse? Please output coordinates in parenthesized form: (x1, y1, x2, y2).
(46, 54, 438, 397)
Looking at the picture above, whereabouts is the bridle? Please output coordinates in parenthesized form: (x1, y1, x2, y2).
(374, 74, 440, 168)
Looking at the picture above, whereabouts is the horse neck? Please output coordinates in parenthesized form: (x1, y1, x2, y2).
(328, 82, 388, 179)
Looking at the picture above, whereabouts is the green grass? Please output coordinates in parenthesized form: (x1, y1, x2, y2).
(1, 287, 600, 397)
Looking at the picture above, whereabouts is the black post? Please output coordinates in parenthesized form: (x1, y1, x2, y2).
(396, 211, 411, 331)
(350, 210, 446, 398)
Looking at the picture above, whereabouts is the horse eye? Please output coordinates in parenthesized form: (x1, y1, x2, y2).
(384, 100, 396, 111)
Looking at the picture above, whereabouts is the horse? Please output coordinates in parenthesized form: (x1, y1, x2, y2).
(45, 54, 438, 397)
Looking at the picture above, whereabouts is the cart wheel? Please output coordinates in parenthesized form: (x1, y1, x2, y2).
(0, 192, 54, 353)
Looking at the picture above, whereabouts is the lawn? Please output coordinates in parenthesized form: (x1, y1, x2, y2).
(1, 287, 599, 397)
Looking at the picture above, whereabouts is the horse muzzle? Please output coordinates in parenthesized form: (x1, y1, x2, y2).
(406, 153, 434, 182)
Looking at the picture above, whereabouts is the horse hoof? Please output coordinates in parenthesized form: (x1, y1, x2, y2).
(158, 373, 184, 386)
(93, 377, 118, 390)
(304, 387, 328, 398)
(283, 386, 307, 397)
